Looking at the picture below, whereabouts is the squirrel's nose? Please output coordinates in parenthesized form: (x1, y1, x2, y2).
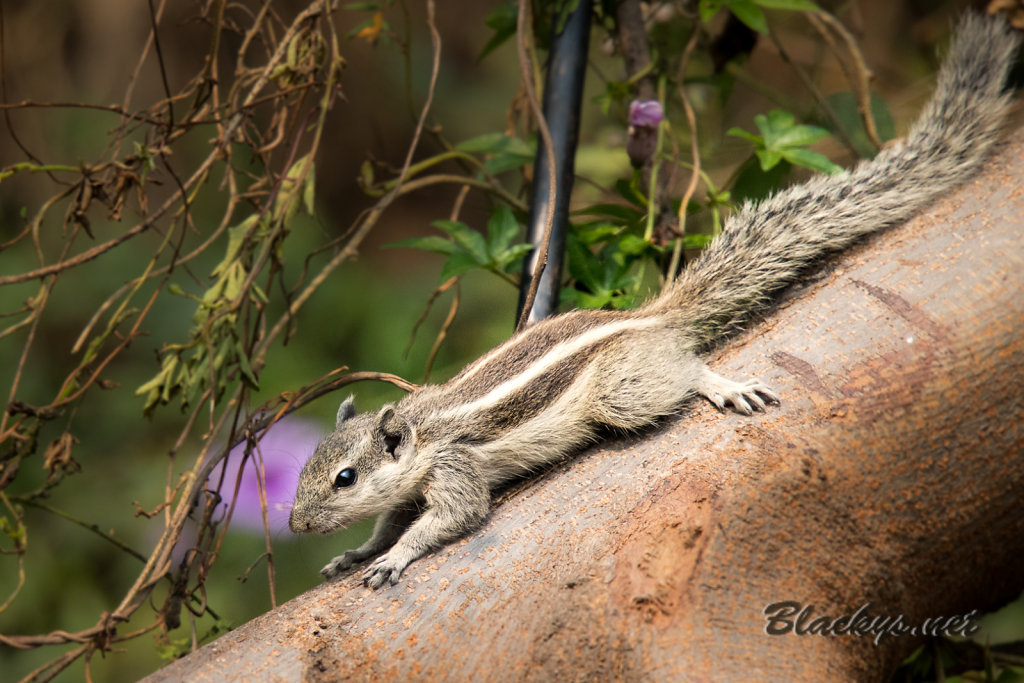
(288, 507, 312, 534)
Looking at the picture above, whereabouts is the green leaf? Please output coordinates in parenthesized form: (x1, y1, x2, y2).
(565, 234, 606, 294)
(564, 230, 645, 311)
(221, 262, 246, 302)
(136, 353, 181, 415)
(302, 162, 316, 215)
(702, 0, 818, 30)
(562, 287, 615, 310)
(727, 0, 768, 33)
(274, 154, 313, 223)
(359, 160, 375, 189)
(478, 1, 517, 61)
(779, 147, 843, 174)
(553, 0, 580, 34)
(613, 178, 647, 208)
(235, 340, 260, 390)
(773, 123, 830, 149)
(609, 294, 641, 310)
(594, 80, 632, 116)
(754, 109, 793, 140)
(755, 148, 785, 171)
(211, 215, 259, 278)
(386, 206, 528, 284)
(457, 133, 534, 174)
(617, 234, 653, 257)
(482, 152, 534, 175)
(573, 223, 622, 245)
(496, 243, 532, 272)
(456, 133, 525, 155)
(573, 203, 643, 223)
(249, 282, 268, 305)
(754, 0, 819, 10)
(385, 235, 458, 255)
(485, 205, 519, 256)
(726, 127, 763, 145)
(821, 91, 895, 158)
(699, 0, 724, 24)
(731, 157, 792, 204)
(432, 220, 489, 264)
(735, 109, 840, 173)
(439, 251, 482, 282)
(682, 233, 715, 249)
(135, 364, 170, 398)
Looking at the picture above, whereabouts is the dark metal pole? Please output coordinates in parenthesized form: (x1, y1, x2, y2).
(516, 0, 592, 325)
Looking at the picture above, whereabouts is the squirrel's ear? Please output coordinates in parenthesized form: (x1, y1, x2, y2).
(336, 395, 356, 429)
(376, 406, 415, 460)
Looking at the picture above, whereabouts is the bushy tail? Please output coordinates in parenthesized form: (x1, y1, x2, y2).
(649, 12, 1019, 346)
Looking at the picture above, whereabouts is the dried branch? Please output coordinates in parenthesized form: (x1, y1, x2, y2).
(514, 0, 559, 331)
(807, 10, 883, 151)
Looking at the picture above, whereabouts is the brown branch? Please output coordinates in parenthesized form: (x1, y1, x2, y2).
(0, 5, 349, 677)
(767, 25, 860, 157)
(385, 173, 529, 212)
(253, 0, 443, 370)
(49, 284, 162, 410)
(806, 11, 883, 151)
(615, 0, 657, 101)
(514, 0, 559, 331)
(0, 101, 166, 125)
(424, 279, 461, 383)
(667, 27, 702, 281)
(0, 167, 196, 287)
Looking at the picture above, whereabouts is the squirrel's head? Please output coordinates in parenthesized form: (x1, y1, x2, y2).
(289, 395, 418, 535)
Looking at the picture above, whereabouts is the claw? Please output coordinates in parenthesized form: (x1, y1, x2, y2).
(698, 369, 780, 416)
(747, 392, 767, 411)
(734, 396, 753, 414)
(362, 554, 408, 589)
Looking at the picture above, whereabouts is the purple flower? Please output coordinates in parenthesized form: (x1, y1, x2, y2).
(628, 99, 664, 129)
(209, 417, 323, 533)
(626, 100, 664, 168)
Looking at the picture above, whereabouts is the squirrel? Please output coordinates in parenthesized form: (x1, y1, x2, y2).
(289, 13, 1020, 590)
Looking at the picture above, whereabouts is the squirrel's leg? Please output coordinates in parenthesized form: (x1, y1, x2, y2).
(320, 504, 419, 579)
(695, 364, 779, 415)
(590, 337, 779, 426)
(363, 451, 490, 589)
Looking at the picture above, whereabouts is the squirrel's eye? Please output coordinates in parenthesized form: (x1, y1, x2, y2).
(333, 468, 357, 489)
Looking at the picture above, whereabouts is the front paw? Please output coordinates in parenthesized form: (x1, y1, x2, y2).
(362, 553, 410, 590)
(320, 550, 367, 580)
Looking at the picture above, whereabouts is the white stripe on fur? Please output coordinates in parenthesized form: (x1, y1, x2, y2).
(439, 317, 662, 420)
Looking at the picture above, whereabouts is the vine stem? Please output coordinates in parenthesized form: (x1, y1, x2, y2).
(667, 26, 702, 282)
(514, 0, 559, 331)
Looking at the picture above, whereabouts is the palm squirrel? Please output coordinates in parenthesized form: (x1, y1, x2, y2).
(289, 13, 1020, 589)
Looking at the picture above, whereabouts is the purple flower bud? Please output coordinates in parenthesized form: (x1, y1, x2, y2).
(626, 100, 663, 167)
(628, 99, 664, 129)
(209, 417, 322, 533)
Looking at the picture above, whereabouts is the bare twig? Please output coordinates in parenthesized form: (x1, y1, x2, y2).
(514, 0, 559, 331)
(767, 25, 860, 157)
(807, 11, 883, 151)
(668, 27, 702, 282)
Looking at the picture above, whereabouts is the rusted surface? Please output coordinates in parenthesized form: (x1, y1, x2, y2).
(147, 135, 1024, 682)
